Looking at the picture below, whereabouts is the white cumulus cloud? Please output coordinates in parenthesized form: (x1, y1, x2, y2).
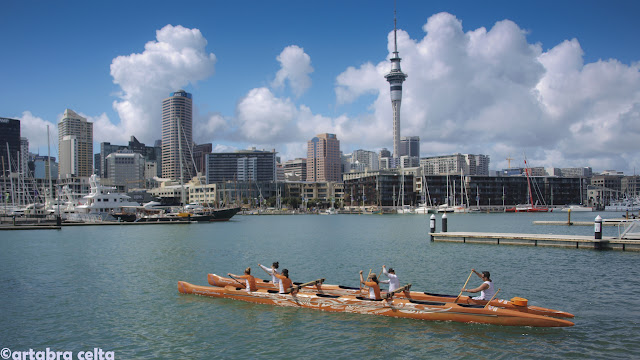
(271, 45, 314, 97)
(110, 24, 216, 144)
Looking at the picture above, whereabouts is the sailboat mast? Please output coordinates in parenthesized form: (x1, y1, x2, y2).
(6, 143, 15, 207)
(47, 125, 53, 204)
(524, 159, 534, 206)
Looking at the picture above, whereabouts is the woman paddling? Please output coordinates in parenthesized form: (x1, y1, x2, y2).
(359, 270, 381, 300)
(258, 261, 280, 286)
(380, 265, 399, 293)
(228, 267, 257, 292)
(274, 268, 295, 294)
(463, 269, 495, 300)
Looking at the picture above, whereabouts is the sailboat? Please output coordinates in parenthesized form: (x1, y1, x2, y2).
(415, 175, 436, 214)
(505, 159, 549, 213)
(141, 115, 240, 222)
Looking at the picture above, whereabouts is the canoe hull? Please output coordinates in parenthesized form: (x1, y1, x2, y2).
(207, 273, 574, 319)
(179, 281, 573, 327)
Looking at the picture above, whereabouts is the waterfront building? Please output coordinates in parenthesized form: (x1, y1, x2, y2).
(283, 158, 307, 181)
(187, 175, 217, 205)
(162, 90, 194, 181)
(420, 154, 490, 176)
(284, 181, 344, 207)
(400, 136, 420, 157)
(205, 148, 277, 183)
(343, 170, 415, 207)
(58, 109, 93, 178)
(384, 10, 408, 160)
(99, 136, 162, 180)
(105, 150, 145, 191)
(0, 117, 21, 178)
(590, 174, 622, 198)
(621, 175, 640, 198)
(307, 133, 341, 182)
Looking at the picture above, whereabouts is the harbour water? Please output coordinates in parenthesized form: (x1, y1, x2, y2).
(1, 211, 639, 359)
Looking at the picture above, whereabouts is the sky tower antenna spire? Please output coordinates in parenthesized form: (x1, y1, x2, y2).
(385, 0, 408, 161)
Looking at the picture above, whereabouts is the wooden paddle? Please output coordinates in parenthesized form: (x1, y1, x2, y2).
(286, 278, 325, 294)
(360, 269, 372, 296)
(483, 288, 501, 309)
(384, 283, 412, 299)
(228, 274, 245, 288)
(454, 270, 474, 303)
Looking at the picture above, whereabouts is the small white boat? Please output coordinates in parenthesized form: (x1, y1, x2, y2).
(561, 205, 593, 212)
(396, 205, 413, 214)
(437, 204, 455, 213)
(321, 208, 337, 215)
(414, 204, 437, 214)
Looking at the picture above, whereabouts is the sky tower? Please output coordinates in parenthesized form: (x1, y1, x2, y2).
(384, 6, 408, 160)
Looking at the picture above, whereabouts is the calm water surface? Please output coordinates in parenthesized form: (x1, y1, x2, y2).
(1, 211, 639, 359)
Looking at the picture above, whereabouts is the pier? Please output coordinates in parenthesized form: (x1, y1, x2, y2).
(430, 231, 640, 251)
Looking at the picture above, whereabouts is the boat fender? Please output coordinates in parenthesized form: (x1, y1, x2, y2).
(510, 297, 528, 307)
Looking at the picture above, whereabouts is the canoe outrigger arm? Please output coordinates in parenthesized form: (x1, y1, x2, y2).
(385, 284, 412, 299)
(287, 278, 325, 294)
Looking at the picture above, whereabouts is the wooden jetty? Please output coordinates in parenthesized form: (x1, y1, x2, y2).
(430, 231, 640, 251)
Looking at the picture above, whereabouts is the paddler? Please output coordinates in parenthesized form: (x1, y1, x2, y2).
(462, 269, 495, 300)
(258, 261, 280, 286)
(228, 267, 257, 292)
(380, 265, 399, 293)
(359, 270, 381, 300)
(274, 269, 296, 294)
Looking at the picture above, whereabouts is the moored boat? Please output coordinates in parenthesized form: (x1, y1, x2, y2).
(561, 204, 594, 212)
(207, 274, 574, 319)
(178, 281, 573, 327)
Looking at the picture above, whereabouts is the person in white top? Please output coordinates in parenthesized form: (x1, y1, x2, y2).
(380, 265, 400, 293)
(463, 269, 495, 300)
(258, 262, 280, 286)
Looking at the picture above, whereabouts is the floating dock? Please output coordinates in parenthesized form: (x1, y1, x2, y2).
(0, 224, 61, 230)
(430, 232, 640, 251)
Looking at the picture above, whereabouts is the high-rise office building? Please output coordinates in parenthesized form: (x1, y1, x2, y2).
(0, 117, 21, 177)
(400, 136, 419, 157)
(105, 150, 145, 190)
(99, 136, 161, 179)
(384, 10, 407, 160)
(58, 109, 93, 177)
(307, 133, 341, 182)
(162, 90, 193, 181)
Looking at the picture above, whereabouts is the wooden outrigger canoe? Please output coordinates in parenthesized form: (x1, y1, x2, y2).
(178, 281, 573, 327)
(207, 273, 574, 319)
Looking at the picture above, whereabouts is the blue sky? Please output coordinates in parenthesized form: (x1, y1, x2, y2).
(2, 0, 640, 173)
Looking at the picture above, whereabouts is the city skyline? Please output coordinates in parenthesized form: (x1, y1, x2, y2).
(2, 1, 640, 174)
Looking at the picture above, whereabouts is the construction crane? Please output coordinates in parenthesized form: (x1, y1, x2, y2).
(506, 155, 514, 169)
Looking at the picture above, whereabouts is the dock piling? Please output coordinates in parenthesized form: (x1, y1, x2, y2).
(595, 215, 602, 240)
(442, 213, 448, 233)
(430, 214, 436, 242)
